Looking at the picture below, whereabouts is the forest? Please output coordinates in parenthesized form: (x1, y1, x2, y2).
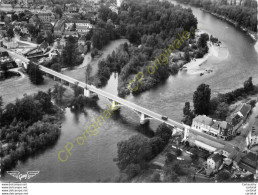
(93, 0, 207, 96)
(0, 92, 62, 172)
(175, 0, 257, 32)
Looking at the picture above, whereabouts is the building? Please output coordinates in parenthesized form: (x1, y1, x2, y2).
(0, 4, 13, 11)
(207, 153, 223, 170)
(38, 13, 55, 23)
(222, 143, 239, 157)
(0, 51, 17, 78)
(227, 103, 252, 135)
(53, 19, 66, 37)
(192, 115, 233, 140)
(236, 103, 252, 119)
(40, 22, 53, 32)
(65, 20, 93, 35)
(238, 152, 258, 176)
(66, 4, 79, 13)
(246, 118, 258, 148)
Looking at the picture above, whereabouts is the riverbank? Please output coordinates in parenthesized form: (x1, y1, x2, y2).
(184, 32, 228, 76)
(62, 39, 129, 84)
(201, 8, 257, 41)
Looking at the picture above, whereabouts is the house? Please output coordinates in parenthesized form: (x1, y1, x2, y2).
(246, 118, 258, 148)
(38, 13, 55, 23)
(236, 103, 252, 119)
(222, 143, 239, 157)
(228, 149, 244, 168)
(0, 4, 13, 12)
(63, 31, 79, 38)
(66, 4, 79, 13)
(192, 115, 233, 140)
(207, 153, 223, 170)
(40, 22, 53, 32)
(0, 51, 18, 73)
(65, 20, 93, 35)
(238, 152, 258, 176)
(192, 115, 213, 132)
(227, 103, 252, 135)
(211, 120, 233, 140)
(53, 19, 66, 37)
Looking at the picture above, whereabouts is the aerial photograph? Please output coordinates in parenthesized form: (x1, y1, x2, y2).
(0, 0, 257, 193)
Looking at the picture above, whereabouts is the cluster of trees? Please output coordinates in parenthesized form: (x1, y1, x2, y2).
(36, 31, 54, 45)
(203, 3, 257, 32)
(176, 0, 257, 32)
(42, 55, 62, 72)
(0, 92, 62, 171)
(61, 36, 84, 68)
(91, 20, 120, 50)
(116, 0, 199, 95)
(182, 77, 257, 125)
(115, 123, 172, 181)
(95, 43, 130, 87)
(26, 62, 44, 85)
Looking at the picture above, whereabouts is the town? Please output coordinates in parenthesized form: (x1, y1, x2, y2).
(0, 0, 257, 186)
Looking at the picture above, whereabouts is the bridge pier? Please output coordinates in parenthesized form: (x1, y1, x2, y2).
(111, 101, 120, 111)
(84, 88, 92, 98)
(183, 125, 190, 141)
(140, 113, 149, 125)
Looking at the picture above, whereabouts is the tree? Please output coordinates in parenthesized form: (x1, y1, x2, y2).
(98, 5, 113, 22)
(71, 22, 76, 31)
(91, 48, 99, 59)
(163, 164, 179, 182)
(150, 173, 161, 182)
(184, 50, 190, 62)
(0, 96, 3, 108)
(116, 135, 152, 170)
(11, 14, 18, 21)
(214, 102, 229, 120)
(193, 83, 211, 115)
(216, 171, 231, 182)
(45, 31, 53, 45)
(244, 77, 254, 92)
(7, 27, 14, 39)
(26, 63, 44, 85)
(61, 36, 80, 68)
(52, 84, 66, 103)
(197, 33, 209, 48)
(36, 33, 45, 44)
(155, 123, 172, 143)
(124, 164, 141, 179)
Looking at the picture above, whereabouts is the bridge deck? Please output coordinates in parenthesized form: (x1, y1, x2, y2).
(2, 47, 187, 130)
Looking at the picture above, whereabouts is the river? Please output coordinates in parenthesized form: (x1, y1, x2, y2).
(2, 1, 258, 182)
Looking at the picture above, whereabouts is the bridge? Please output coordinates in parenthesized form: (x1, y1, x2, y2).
(1, 47, 189, 131)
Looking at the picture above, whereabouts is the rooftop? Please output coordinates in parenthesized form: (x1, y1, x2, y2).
(237, 103, 252, 118)
(208, 153, 223, 162)
(193, 115, 213, 126)
(251, 118, 258, 136)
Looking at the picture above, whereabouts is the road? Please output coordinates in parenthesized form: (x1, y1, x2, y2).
(1, 47, 187, 130)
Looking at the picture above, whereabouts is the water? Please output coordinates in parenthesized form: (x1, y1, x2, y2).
(2, 2, 258, 182)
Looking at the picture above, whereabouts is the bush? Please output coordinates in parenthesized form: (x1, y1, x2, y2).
(124, 164, 141, 179)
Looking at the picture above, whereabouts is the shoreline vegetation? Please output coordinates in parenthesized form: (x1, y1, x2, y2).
(182, 77, 258, 127)
(0, 91, 63, 173)
(91, 0, 219, 97)
(174, 0, 257, 41)
(0, 83, 99, 172)
(200, 8, 257, 41)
